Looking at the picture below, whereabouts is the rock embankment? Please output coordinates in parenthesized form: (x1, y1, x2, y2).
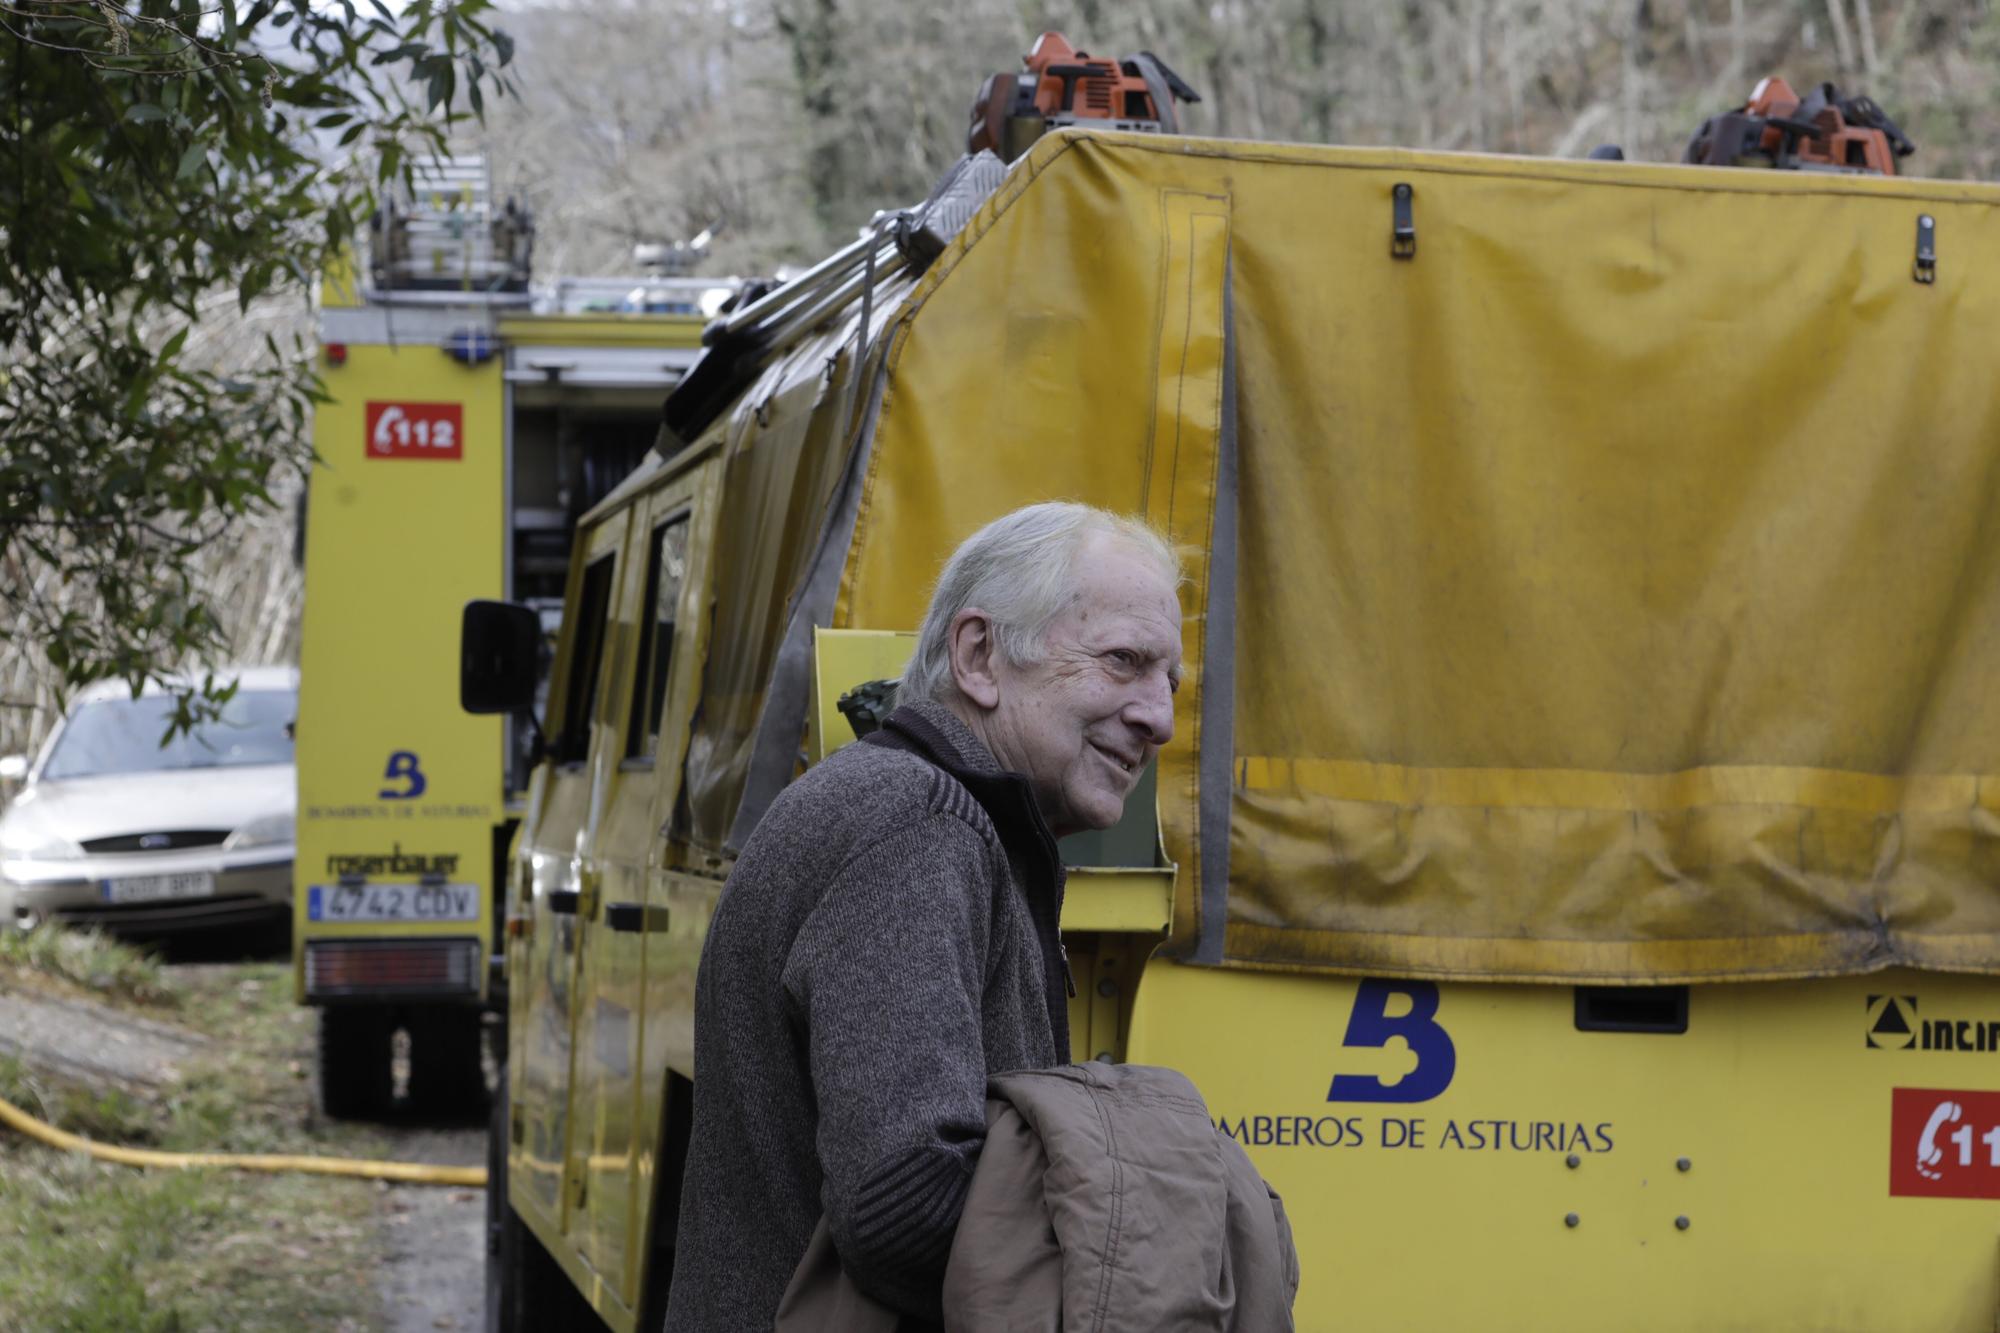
(0, 984, 209, 1092)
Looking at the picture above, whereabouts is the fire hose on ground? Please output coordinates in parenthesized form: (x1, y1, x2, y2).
(0, 1091, 486, 1187)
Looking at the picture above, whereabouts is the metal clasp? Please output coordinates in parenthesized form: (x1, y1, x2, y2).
(1391, 183, 1416, 260)
(1914, 213, 1936, 284)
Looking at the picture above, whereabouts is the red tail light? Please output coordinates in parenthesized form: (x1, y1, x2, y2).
(304, 937, 479, 998)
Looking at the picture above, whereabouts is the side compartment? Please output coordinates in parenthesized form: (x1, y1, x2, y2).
(1127, 962, 2000, 1332)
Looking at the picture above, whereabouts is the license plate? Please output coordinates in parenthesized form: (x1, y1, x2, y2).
(102, 872, 216, 904)
(306, 882, 479, 923)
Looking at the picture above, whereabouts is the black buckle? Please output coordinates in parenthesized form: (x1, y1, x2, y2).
(1391, 183, 1416, 260)
(1914, 213, 1936, 284)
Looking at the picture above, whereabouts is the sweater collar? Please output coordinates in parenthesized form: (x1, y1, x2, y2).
(879, 698, 1002, 778)
(868, 699, 1061, 866)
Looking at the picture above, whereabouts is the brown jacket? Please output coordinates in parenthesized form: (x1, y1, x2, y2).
(777, 1063, 1300, 1331)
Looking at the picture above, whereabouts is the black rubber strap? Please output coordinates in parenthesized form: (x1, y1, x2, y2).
(1195, 254, 1238, 965)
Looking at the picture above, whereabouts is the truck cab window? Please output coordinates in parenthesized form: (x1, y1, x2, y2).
(556, 552, 616, 765)
(627, 514, 690, 762)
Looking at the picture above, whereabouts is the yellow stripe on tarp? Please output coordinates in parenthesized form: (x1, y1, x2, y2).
(1213, 920, 2000, 984)
(1237, 756, 2000, 816)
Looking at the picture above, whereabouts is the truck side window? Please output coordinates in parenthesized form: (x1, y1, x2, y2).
(556, 552, 617, 765)
(627, 514, 690, 762)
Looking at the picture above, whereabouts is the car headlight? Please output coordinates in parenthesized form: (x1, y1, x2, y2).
(224, 812, 295, 851)
(0, 827, 84, 861)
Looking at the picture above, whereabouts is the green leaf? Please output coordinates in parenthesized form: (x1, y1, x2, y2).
(126, 104, 170, 125)
(121, 376, 152, 420)
(490, 28, 513, 66)
(240, 264, 271, 310)
(175, 142, 207, 182)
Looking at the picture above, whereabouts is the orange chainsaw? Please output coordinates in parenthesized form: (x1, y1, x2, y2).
(1683, 75, 1914, 174)
(967, 31, 1200, 163)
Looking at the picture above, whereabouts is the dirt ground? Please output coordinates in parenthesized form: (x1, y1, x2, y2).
(372, 1123, 486, 1333)
(0, 940, 489, 1332)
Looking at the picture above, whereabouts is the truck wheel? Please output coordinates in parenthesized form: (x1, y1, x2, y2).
(485, 1063, 519, 1333)
(407, 1007, 489, 1120)
(317, 1006, 395, 1120)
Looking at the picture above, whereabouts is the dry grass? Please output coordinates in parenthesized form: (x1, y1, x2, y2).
(0, 922, 175, 1006)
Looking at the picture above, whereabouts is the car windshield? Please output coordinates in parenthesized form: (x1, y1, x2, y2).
(40, 689, 296, 781)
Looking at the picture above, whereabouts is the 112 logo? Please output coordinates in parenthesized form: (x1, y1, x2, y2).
(366, 401, 463, 460)
(1892, 1088, 2000, 1199)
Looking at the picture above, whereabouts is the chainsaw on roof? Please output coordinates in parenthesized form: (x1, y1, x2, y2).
(1683, 75, 1915, 175)
(967, 31, 1201, 164)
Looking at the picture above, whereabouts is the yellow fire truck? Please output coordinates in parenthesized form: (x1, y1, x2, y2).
(294, 157, 736, 1119)
(465, 113, 2000, 1332)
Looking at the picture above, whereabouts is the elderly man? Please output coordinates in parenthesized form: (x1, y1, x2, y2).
(666, 502, 1183, 1330)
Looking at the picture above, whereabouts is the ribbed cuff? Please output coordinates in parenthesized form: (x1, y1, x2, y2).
(835, 1143, 976, 1319)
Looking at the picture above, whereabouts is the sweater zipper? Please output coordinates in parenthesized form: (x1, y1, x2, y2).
(1059, 940, 1076, 998)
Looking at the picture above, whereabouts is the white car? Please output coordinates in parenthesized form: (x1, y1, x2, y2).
(0, 667, 296, 936)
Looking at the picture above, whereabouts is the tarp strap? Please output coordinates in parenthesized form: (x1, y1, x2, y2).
(724, 332, 898, 854)
(1195, 256, 1239, 965)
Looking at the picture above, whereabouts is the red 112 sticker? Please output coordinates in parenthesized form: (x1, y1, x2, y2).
(365, 401, 463, 460)
(1891, 1088, 2000, 1199)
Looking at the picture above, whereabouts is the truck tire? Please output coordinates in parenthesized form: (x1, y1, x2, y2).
(485, 1064, 518, 1333)
(317, 1006, 395, 1120)
(406, 1006, 489, 1120)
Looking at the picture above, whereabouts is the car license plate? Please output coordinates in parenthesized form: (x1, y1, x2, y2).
(101, 872, 216, 904)
(306, 882, 479, 923)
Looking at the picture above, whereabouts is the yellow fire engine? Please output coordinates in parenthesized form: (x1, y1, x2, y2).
(294, 157, 735, 1118)
(464, 90, 2000, 1333)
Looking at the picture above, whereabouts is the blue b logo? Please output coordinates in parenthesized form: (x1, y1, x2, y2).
(380, 750, 427, 800)
(1327, 978, 1457, 1104)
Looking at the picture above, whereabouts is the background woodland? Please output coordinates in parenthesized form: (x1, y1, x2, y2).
(482, 0, 2000, 273)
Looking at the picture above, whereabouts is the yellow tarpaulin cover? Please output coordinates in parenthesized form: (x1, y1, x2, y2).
(677, 276, 914, 852)
(830, 130, 2000, 983)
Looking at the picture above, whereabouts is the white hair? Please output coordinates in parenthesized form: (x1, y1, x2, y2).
(901, 502, 1180, 704)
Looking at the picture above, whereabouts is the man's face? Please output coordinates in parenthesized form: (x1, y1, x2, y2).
(982, 536, 1182, 837)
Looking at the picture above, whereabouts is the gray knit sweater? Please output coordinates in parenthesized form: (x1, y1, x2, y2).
(663, 700, 1070, 1331)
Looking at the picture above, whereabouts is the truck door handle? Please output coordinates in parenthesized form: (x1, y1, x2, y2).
(604, 902, 670, 933)
(546, 889, 582, 916)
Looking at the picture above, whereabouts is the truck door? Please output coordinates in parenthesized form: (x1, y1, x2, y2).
(512, 510, 628, 1226)
(561, 461, 717, 1312)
